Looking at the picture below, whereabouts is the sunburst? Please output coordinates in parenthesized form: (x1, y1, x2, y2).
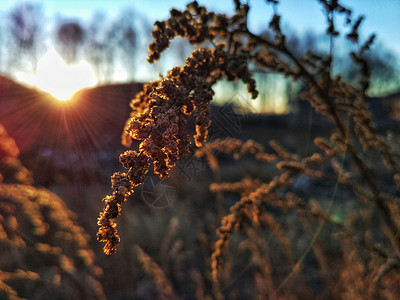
(17, 49, 97, 101)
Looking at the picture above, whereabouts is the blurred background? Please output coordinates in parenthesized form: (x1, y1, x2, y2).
(0, 1, 400, 299)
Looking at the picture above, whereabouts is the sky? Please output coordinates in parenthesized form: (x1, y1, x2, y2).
(1, 0, 398, 54)
(0, 0, 399, 103)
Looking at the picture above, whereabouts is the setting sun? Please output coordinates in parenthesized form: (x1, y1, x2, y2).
(16, 49, 97, 101)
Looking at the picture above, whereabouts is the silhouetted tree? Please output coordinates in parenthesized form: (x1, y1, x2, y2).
(7, 2, 43, 73)
(113, 9, 137, 80)
(83, 12, 114, 83)
(55, 21, 85, 64)
(82, 9, 140, 83)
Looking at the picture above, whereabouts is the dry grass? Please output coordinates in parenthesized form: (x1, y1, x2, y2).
(96, 0, 400, 298)
(0, 124, 105, 300)
(1, 0, 399, 299)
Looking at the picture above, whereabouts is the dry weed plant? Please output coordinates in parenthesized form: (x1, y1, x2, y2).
(0, 124, 106, 300)
(97, 0, 400, 298)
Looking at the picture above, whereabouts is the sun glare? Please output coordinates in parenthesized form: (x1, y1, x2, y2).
(17, 49, 97, 101)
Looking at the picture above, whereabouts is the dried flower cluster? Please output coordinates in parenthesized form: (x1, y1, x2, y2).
(97, 0, 400, 298)
(197, 139, 325, 294)
(0, 124, 19, 159)
(0, 124, 33, 185)
(0, 183, 106, 299)
(0, 125, 105, 300)
(135, 246, 178, 300)
(98, 32, 259, 254)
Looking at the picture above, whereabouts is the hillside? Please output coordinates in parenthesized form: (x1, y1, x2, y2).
(0, 75, 143, 184)
(1, 75, 399, 185)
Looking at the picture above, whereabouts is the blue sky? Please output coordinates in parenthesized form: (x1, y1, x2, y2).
(1, 0, 399, 55)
